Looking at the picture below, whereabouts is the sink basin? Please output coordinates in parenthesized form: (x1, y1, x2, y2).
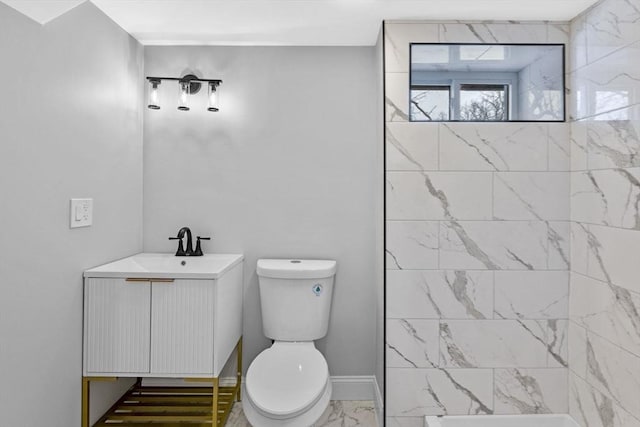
(84, 253, 244, 279)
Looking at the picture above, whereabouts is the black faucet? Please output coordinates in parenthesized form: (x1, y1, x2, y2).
(169, 227, 194, 256)
(169, 227, 211, 256)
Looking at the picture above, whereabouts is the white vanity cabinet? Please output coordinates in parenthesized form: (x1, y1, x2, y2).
(82, 253, 244, 427)
(83, 253, 244, 378)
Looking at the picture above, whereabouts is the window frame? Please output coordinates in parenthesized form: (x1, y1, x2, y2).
(410, 78, 513, 122)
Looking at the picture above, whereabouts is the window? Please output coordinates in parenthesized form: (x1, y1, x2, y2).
(459, 84, 508, 121)
(410, 86, 450, 121)
(410, 44, 565, 122)
(410, 82, 510, 121)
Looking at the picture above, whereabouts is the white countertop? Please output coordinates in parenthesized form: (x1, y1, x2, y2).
(84, 253, 244, 279)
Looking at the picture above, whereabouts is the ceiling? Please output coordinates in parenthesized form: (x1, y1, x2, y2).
(1, 0, 599, 46)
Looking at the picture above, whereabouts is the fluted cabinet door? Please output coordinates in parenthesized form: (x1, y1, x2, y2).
(150, 279, 215, 376)
(84, 278, 151, 374)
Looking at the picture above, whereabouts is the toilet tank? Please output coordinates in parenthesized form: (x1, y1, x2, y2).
(257, 259, 337, 341)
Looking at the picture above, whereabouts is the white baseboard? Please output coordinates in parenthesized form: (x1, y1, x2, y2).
(141, 377, 238, 387)
(330, 375, 376, 400)
(142, 375, 377, 399)
(142, 375, 383, 420)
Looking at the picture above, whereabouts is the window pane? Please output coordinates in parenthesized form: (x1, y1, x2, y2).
(410, 86, 450, 121)
(459, 84, 508, 121)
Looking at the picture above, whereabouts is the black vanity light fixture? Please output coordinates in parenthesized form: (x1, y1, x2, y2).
(146, 74, 222, 112)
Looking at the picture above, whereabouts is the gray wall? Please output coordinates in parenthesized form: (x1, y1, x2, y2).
(0, 2, 144, 426)
(568, 0, 640, 425)
(384, 21, 570, 426)
(142, 46, 379, 377)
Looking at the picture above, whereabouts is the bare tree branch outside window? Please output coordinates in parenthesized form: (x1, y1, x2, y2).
(459, 87, 507, 121)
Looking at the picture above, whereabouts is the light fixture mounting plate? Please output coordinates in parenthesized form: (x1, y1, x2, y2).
(180, 74, 202, 95)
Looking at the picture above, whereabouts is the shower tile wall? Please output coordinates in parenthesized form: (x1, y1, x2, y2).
(384, 22, 570, 426)
(568, 0, 640, 426)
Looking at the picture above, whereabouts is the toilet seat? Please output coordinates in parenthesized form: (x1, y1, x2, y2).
(245, 341, 329, 420)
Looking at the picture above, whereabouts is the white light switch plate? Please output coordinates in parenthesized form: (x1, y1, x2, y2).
(70, 198, 93, 228)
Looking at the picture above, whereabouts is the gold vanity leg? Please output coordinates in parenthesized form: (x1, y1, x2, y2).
(82, 377, 117, 427)
(212, 377, 220, 426)
(81, 377, 90, 427)
(236, 337, 243, 401)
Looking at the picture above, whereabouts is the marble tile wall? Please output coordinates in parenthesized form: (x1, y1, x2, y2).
(384, 21, 571, 426)
(568, 0, 640, 426)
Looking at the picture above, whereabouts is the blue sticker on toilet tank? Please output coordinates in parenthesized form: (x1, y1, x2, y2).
(312, 284, 323, 296)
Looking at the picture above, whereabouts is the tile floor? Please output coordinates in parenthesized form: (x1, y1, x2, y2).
(226, 400, 378, 426)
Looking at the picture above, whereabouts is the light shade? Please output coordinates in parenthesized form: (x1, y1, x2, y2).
(148, 79, 161, 110)
(208, 82, 220, 112)
(178, 81, 190, 111)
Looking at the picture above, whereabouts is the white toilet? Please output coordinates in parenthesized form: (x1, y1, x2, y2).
(243, 259, 337, 427)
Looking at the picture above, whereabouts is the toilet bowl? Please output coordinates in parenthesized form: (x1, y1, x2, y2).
(243, 259, 337, 427)
(243, 342, 332, 426)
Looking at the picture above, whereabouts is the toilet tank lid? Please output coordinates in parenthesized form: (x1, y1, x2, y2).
(257, 259, 337, 279)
